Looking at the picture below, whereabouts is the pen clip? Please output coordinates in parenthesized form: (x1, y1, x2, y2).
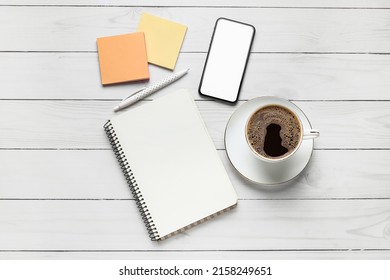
(122, 87, 146, 101)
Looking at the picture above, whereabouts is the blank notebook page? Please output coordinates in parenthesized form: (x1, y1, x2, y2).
(109, 89, 237, 240)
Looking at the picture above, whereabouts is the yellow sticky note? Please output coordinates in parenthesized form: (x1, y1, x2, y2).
(137, 13, 187, 70)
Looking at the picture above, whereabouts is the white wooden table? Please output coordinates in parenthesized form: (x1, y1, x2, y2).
(1, 0, 390, 260)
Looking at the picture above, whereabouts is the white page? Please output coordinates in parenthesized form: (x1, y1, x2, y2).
(109, 89, 237, 239)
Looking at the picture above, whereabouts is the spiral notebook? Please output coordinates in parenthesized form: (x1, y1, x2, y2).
(104, 89, 237, 241)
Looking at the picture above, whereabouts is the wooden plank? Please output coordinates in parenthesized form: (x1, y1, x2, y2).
(0, 150, 130, 199)
(1, 7, 390, 52)
(226, 150, 390, 199)
(296, 101, 390, 149)
(1, 150, 389, 199)
(2, 53, 390, 101)
(0, 100, 389, 149)
(1, 250, 389, 260)
(1, 0, 390, 8)
(0, 200, 389, 250)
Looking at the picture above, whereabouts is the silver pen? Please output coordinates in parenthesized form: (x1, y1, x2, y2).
(114, 68, 189, 112)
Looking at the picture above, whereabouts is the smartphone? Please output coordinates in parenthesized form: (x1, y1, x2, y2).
(199, 18, 255, 103)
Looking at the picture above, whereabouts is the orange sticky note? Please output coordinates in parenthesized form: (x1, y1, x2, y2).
(97, 32, 149, 85)
(137, 13, 187, 70)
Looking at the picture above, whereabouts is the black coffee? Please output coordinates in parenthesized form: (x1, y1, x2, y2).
(246, 105, 301, 159)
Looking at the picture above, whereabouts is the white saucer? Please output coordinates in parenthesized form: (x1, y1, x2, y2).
(224, 96, 314, 185)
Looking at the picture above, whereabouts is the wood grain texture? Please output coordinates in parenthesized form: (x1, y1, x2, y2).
(1, 250, 389, 260)
(1, 150, 389, 199)
(2, 53, 390, 101)
(0, 100, 389, 149)
(1, 7, 390, 52)
(0, 200, 389, 250)
(1, 0, 390, 8)
(0, 0, 389, 260)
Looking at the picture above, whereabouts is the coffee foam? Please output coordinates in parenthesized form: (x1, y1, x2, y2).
(246, 105, 301, 159)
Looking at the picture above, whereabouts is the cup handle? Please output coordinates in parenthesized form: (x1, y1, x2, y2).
(303, 129, 320, 139)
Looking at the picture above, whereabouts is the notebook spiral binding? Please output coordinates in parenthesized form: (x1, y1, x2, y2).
(104, 121, 160, 241)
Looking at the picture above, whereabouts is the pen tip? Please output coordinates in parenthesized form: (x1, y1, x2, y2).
(113, 106, 119, 112)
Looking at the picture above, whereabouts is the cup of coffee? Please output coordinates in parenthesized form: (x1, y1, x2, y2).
(245, 99, 319, 163)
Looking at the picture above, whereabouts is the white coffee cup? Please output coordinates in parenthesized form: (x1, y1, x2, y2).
(245, 98, 319, 163)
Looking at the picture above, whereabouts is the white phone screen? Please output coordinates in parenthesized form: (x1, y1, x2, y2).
(199, 18, 255, 103)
